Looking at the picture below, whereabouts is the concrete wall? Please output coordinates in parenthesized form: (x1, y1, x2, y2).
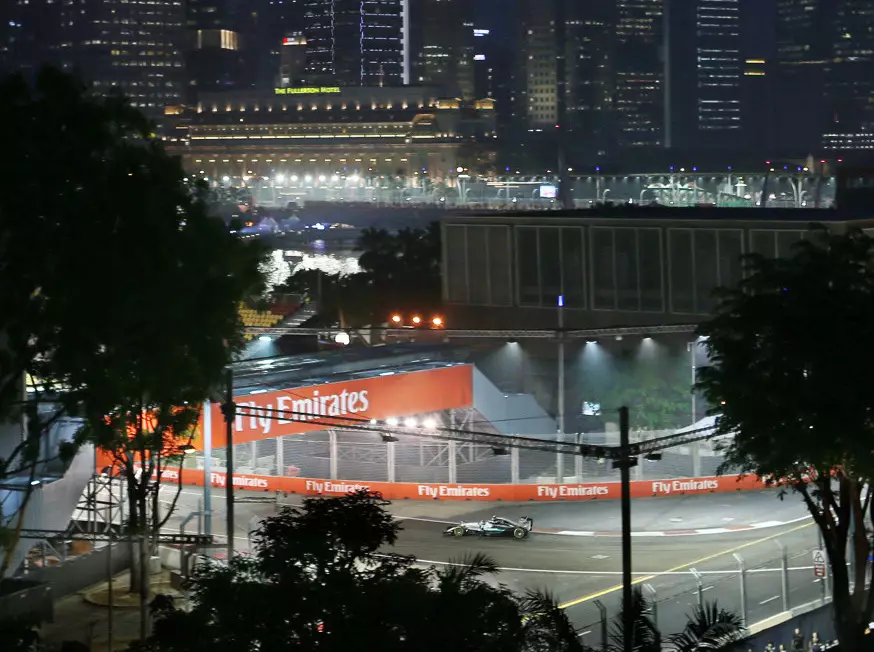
(21, 543, 132, 605)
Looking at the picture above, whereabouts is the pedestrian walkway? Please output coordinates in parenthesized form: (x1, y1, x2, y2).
(40, 569, 181, 652)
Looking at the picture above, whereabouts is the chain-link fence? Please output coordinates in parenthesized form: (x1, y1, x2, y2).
(564, 525, 828, 650)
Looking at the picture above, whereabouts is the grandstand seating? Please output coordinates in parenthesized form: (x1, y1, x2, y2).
(239, 299, 301, 340)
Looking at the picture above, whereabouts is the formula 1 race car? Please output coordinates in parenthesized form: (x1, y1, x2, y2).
(444, 516, 534, 540)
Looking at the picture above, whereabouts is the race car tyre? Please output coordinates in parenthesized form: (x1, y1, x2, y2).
(512, 527, 527, 539)
(452, 527, 465, 537)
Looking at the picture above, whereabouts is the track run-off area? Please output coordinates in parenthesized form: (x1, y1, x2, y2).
(161, 487, 824, 647)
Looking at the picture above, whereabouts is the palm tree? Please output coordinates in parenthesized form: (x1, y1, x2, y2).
(668, 602, 747, 652)
(609, 588, 746, 652)
(608, 588, 663, 652)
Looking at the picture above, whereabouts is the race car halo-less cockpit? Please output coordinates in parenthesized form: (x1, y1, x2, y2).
(444, 515, 534, 540)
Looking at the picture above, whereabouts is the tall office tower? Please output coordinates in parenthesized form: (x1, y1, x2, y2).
(53, 0, 186, 123)
(774, 0, 831, 152)
(1, 0, 65, 76)
(410, 0, 475, 98)
(250, 0, 307, 90)
(278, 33, 309, 87)
(304, 0, 406, 86)
(822, 0, 874, 149)
(615, 0, 666, 149)
(669, 0, 743, 150)
(186, 0, 245, 101)
(518, 0, 615, 162)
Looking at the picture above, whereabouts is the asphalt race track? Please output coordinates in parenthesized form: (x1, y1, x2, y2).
(161, 488, 825, 647)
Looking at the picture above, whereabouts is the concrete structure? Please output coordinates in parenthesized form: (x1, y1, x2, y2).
(167, 86, 497, 180)
(440, 206, 869, 330)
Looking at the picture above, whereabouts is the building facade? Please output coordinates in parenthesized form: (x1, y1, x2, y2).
(775, 0, 874, 153)
(614, 0, 666, 149)
(166, 86, 496, 180)
(669, 0, 743, 150)
(303, 0, 407, 87)
(410, 0, 475, 98)
(441, 208, 869, 330)
(1, 0, 186, 122)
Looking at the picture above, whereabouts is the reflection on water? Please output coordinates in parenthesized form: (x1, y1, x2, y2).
(282, 247, 360, 276)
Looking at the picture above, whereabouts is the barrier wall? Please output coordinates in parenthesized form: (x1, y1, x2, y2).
(160, 466, 767, 501)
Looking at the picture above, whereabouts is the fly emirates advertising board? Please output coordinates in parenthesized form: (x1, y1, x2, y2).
(202, 364, 474, 448)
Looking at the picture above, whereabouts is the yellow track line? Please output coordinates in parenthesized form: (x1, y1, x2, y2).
(559, 521, 815, 610)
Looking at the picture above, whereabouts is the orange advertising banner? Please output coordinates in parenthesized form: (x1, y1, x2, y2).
(203, 364, 474, 448)
(163, 468, 768, 501)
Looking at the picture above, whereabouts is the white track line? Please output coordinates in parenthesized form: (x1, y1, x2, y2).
(404, 558, 820, 576)
(397, 514, 813, 537)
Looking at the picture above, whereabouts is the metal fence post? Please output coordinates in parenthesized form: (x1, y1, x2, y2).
(775, 540, 789, 612)
(276, 436, 284, 476)
(574, 433, 583, 480)
(734, 553, 747, 626)
(690, 568, 704, 607)
(329, 430, 338, 480)
(511, 447, 520, 484)
(556, 432, 564, 484)
(643, 583, 658, 629)
(817, 526, 830, 602)
(594, 599, 608, 652)
(448, 441, 457, 484)
(386, 440, 396, 483)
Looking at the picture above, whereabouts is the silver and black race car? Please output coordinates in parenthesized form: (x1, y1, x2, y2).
(444, 515, 534, 540)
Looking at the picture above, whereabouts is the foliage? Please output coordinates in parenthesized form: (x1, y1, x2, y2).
(0, 65, 264, 629)
(667, 602, 746, 652)
(608, 588, 662, 652)
(609, 589, 745, 652)
(696, 226, 874, 652)
(281, 222, 441, 327)
(0, 617, 40, 652)
(139, 491, 584, 652)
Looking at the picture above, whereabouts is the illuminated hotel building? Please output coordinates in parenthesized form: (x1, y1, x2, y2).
(303, 0, 408, 87)
(165, 86, 496, 180)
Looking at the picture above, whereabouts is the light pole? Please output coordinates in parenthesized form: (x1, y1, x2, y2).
(687, 341, 697, 424)
(220, 369, 235, 562)
(557, 293, 565, 482)
(616, 407, 634, 652)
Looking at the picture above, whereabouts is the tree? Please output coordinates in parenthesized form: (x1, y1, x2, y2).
(138, 491, 584, 652)
(608, 588, 744, 652)
(667, 603, 746, 652)
(281, 222, 442, 328)
(0, 66, 265, 636)
(696, 227, 874, 652)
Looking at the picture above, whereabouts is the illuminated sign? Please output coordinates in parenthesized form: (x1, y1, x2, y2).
(473, 29, 490, 36)
(274, 87, 342, 96)
(474, 54, 486, 61)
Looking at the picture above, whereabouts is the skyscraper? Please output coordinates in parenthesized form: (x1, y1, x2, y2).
(1, 0, 186, 123)
(410, 0, 476, 98)
(822, 0, 874, 149)
(304, 0, 407, 86)
(668, 0, 744, 150)
(614, 0, 666, 149)
(775, 0, 874, 151)
(186, 0, 245, 100)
